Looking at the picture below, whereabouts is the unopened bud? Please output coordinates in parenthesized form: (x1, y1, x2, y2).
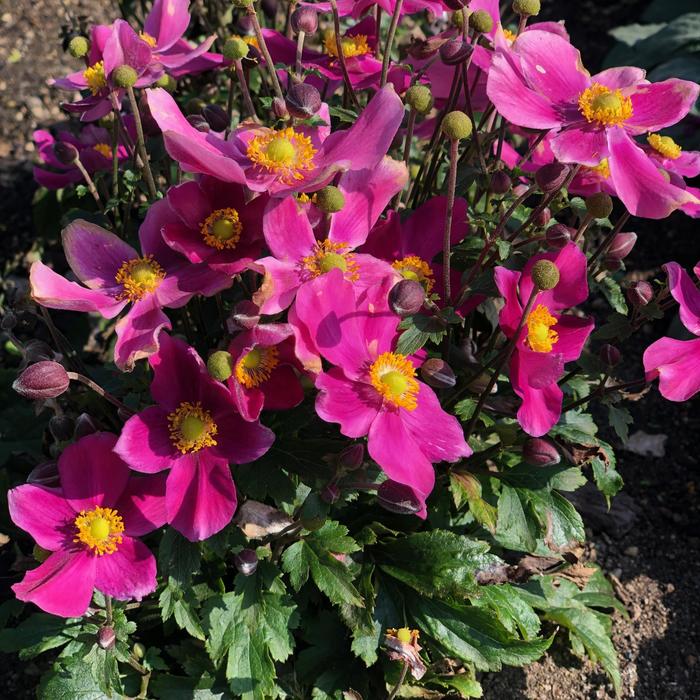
(291, 6, 318, 34)
(626, 280, 653, 307)
(49, 415, 74, 442)
(315, 186, 345, 213)
(600, 344, 621, 368)
(405, 84, 433, 115)
(389, 279, 425, 316)
(272, 96, 289, 120)
(186, 114, 210, 132)
(321, 483, 340, 504)
(98, 627, 116, 650)
(523, 437, 560, 467)
(339, 443, 364, 471)
(111, 64, 138, 88)
(534, 207, 551, 227)
(132, 642, 146, 659)
(223, 36, 249, 62)
(68, 36, 89, 59)
(490, 169, 512, 195)
(535, 162, 570, 194)
(234, 548, 258, 576)
(74, 412, 99, 439)
(1, 311, 17, 331)
(469, 9, 494, 34)
(440, 37, 473, 66)
(27, 461, 59, 487)
(512, 0, 540, 16)
(377, 481, 423, 515)
(546, 223, 572, 249)
(606, 232, 637, 261)
(420, 358, 456, 389)
(530, 259, 559, 291)
(53, 141, 79, 165)
(603, 256, 622, 272)
(202, 104, 229, 132)
(442, 110, 472, 141)
(207, 351, 233, 381)
(286, 82, 322, 119)
(228, 300, 260, 332)
(586, 192, 613, 219)
(185, 97, 206, 115)
(13, 361, 70, 400)
(155, 74, 177, 92)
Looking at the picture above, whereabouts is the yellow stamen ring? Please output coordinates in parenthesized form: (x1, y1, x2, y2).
(200, 208, 243, 250)
(93, 143, 113, 159)
(589, 158, 610, 179)
(139, 31, 158, 48)
(578, 83, 633, 127)
(235, 345, 279, 389)
(526, 304, 559, 353)
(246, 127, 316, 184)
(392, 256, 435, 293)
(323, 32, 372, 59)
(647, 133, 682, 160)
(83, 61, 107, 95)
(115, 255, 166, 302)
(369, 352, 419, 411)
(167, 401, 218, 454)
(74, 506, 124, 556)
(300, 240, 360, 282)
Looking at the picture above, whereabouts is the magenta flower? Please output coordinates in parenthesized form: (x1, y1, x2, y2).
(33, 125, 130, 189)
(226, 322, 305, 422)
(9, 432, 166, 618)
(486, 30, 700, 218)
(151, 176, 268, 275)
(146, 84, 405, 195)
(294, 269, 472, 514)
(643, 262, 700, 402)
(115, 334, 275, 541)
(29, 218, 231, 370)
(494, 243, 595, 436)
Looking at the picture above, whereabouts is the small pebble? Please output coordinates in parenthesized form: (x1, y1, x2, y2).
(624, 545, 639, 557)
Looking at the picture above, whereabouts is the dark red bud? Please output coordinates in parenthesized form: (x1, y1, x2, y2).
(600, 344, 621, 368)
(535, 162, 570, 194)
(227, 300, 260, 332)
(321, 483, 340, 504)
(53, 141, 79, 165)
(98, 627, 116, 650)
(626, 280, 653, 307)
(290, 6, 318, 34)
(389, 279, 425, 316)
(490, 170, 512, 195)
(13, 361, 70, 400)
(49, 415, 74, 442)
(74, 412, 99, 439)
(603, 256, 622, 272)
(545, 223, 573, 249)
(606, 232, 637, 261)
(523, 437, 560, 467)
(234, 548, 258, 576)
(27, 461, 60, 487)
(420, 358, 456, 389)
(439, 37, 473, 65)
(202, 104, 229, 132)
(186, 114, 211, 132)
(533, 207, 551, 227)
(286, 82, 322, 119)
(377, 481, 424, 515)
(272, 96, 289, 120)
(338, 443, 364, 471)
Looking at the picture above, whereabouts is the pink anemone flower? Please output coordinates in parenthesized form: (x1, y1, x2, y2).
(151, 175, 268, 275)
(494, 243, 595, 437)
(145, 84, 405, 195)
(294, 268, 472, 515)
(226, 322, 305, 422)
(115, 333, 275, 541)
(643, 261, 700, 402)
(486, 30, 700, 218)
(29, 218, 231, 370)
(9, 432, 166, 618)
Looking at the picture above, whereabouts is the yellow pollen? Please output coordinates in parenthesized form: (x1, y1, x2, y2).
(296, 192, 312, 204)
(200, 208, 243, 250)
(83, 61, 107, 95)
(647, 133, 682, 160)
(578, 83, 633, 127)
(392, 256, 434, 293)
(526, 304, 559, 353)
(74, 506, 124, 556)
(369, 352, 420, 411)
(167, 401, 218, 454)
(93, 143, 113, 159)
(323, 31, 372, 59)
(139, 31, 158, 48)
(246, 127, 316, 184)
(115, 255, 166, 302)
(232, 34, 259, 49)
(589, 158, 610, 179)
(235, 345, 279, 388)
(502, 28, 517, 43)
(300, 240, 360, 282)
(386, 627, 420, 644)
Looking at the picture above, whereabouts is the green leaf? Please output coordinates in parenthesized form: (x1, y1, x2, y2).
(495, 485, 537, 553)
(159, 528, 201, 586)
(475, 585, 541, 640)
(525, 490, 585, 552)
(0, 613, 83, 658)
(159, 584, 205, 641)
(599, 276, 629, 315)
(591, 455, 624, 502)
(150, 674, 229, 699)
(607, 404, 633, 442)
(396, 314, 448, 355)
(83, 644, 123, 695)
(454, 398, 495, 427)
(450, 472, 498, 533)
(38, 659, 105, 700)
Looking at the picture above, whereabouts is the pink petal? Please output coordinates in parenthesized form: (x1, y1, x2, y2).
(511, 351, 563, 437)
(150, 332, 208, 408)
(210, 411, 275, 464)
(114, 295, 172, 371)
(166, 454, 237, 541)
(156, 261, 231, 307)
(288, 300, 323, 373)
(115, 406, 176, 474)
(517, 345, 565, 389)
(13, 550, 96, 618)
(403, 196, 469, 261)
(554, 314, 595, 362)
(94, 535, 157, 601)
(261, 365, 305, 411)
(262, 196, 316, 260)
(229, 379, 265, 422)
(316, 368, 381, 437)
(592, 66, 646, 90)
(494, 266, 523, 337)
(145, 0, 189, 52)
(116, 472, 168, 536)
(104, 20, 152, 79)
(665, 262, 700, 335)
(644, 336, 700, 402)
(549, 126, 608, 167)
(253, 257, 302, 315)
(627, 79, 700, 134)
(8, 484, 74, 551)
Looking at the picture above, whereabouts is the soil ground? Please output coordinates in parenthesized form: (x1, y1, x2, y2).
(0, 0, 699, 698)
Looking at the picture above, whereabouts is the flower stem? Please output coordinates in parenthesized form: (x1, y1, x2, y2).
(73, 157, 103, 209)
(126, 86, 158, 199)
(588, 211, 630, 268)
(443, 138, 460, 302)
(105, 594, 113, 625)
(329, 0, 361, 109)
(295, 30, 306, 77)
(380, 0, 404, 88)
(394, 107, 416, 209)
(236, 59, 259, 123)
(66, 371, 135, 416)
(246, 4, 285, 102)
(388, 661, 409, 700)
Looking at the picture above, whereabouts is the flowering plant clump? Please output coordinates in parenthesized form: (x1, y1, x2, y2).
(2, 0, 698, 697)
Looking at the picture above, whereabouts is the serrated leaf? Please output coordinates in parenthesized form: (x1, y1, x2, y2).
(0, 613, 83, 658)
(599, 277, 629, 315)
(496, 485, 537, 553)
(159, 528, 201, 586)
(475, 585, 541, 640)
(591, 455, 624, 502)
(450, 472, 498, 533)
(38, 659, 105, 700)
(607, 404, 633, 442)
(525, 489, 585, 552)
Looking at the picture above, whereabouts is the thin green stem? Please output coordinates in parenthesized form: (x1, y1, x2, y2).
(126, 86, 158, 198)
(246, 5, 285, 102)
(443, 138, 460, 302)
(380, 0, 404, 88)
(329, 0, 360, 109)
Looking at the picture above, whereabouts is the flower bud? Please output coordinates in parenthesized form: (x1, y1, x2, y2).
(185, 97, 206, 115)
(111, 64, 138, 88)
(315, 186, 345, 213)
(339, 443, 364, 471)
(1, 311, 17, 331)
(155, 74, 177, 92)
(223, 36, 250, 61)
(533, 207, 551, 227)
(53, 141, 79, 165)
(321, 483, 340, 504)
(490, 169, 512, 195)
(13, 361, 70, 400)
(626, 280, 653, 307)
(74, 412, 99, 439)
(272, 96, 289, 120)
(291, 6, 318, 34)
(389, 279, 425, 316)
(286, 82, 322, 119)
(27, 461, 59, 487)
(207, 351, 233, 381)
(442, 110, 472, 141)
(377, 481, 423, 515)
(49, 415, 74, 442)
(512, 0, 540, 16)
(234, 548, 259, 576)
(440, 37, 472, 65)
(523, 437, 560, 467)
(98, 627, 116, 650)
(228, 300, 260, 332)
(186, 114, 211, 132)
(530, 259, 559, 291)
(202, 104, 230, 132)
(469, 9, 494, 34)
(405, 85, 433, 115)
(606, 232, 637, 261)
(600, 344, 621, 368)
(545, 223, 572, 249)
(132, 642, 146, 659)
(535, 162, 570, 194)
(420, 358, 456, 389)
(585, 192, 613, 219)
(68, 36, 89, 59)
(603, 256, 622, 272)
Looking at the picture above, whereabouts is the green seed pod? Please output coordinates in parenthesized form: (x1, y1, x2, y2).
(585, 192, 614, 219)
(132, 643, 146, 660)
(469, 9, 494, 34)
(232, 0, 255, 7)
(315, 186, 345, 213)
(111, 65, 138, 88)
(207, 351, 233, 381)
(68, 36, 90, 59)
(441, 111, 472, 141)
(405, 85, 433, 115)
(531, 259, 560, 291)
(512, 0, 541, 16)
(155, 74, 177, 92)
(223, 37, 250, 61)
